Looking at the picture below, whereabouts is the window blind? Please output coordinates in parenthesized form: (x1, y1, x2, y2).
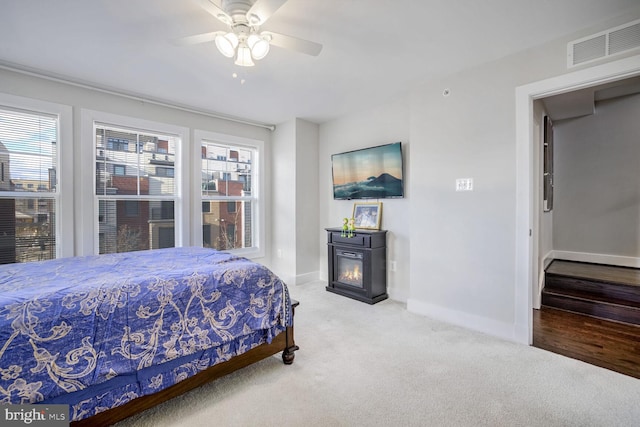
(0, 106, 58, 264)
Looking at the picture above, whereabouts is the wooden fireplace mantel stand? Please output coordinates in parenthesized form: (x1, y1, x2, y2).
(326, 227, 387, 304)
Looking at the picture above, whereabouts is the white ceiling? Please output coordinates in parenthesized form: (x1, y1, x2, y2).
(0, 0, 638, 125)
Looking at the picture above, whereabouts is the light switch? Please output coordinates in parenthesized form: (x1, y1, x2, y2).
(455, 178, 473, 191)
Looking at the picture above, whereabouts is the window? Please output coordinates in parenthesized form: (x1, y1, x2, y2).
(226, 224, 236, 248)
(197, 131, 263, 256)
(124, 200, 139, 217)
(158, 227, 175, 249)
(107, 137, 128, 151)
(156, 166, 174, 177)
(95, 123, 179, 254)
(203, 224, 211, 246)
(0, 105, 58, 264)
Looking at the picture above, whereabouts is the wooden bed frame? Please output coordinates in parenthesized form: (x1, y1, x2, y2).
(71, 301, 299, 427)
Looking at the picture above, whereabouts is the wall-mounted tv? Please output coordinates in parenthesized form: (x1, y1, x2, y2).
(332, 142, 404, 200)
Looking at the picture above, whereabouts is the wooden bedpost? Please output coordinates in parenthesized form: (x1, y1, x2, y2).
(283, 299, 300, 364)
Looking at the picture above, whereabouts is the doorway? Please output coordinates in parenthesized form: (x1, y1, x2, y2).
(515, 55, 640, 345)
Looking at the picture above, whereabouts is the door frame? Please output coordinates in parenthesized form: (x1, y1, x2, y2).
(514, 55, 640, 345)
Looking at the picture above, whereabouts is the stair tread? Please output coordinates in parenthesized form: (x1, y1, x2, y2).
(544, 263, 640, 305)
(546, 273, 640, 291)
(543, 260, 640, 326)
(541, 288, 640, 308)
(546, 260, 640, 287)
(541, 293, 640, 325)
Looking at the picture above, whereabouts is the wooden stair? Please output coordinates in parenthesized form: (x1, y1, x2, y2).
(542, 260, 640, 325)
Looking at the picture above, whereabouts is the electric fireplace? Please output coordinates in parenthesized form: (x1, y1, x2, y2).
(336, 249, 364, 288)
(326, 228, 387, 304)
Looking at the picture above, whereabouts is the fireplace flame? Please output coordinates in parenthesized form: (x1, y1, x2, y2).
(340, 265, 362, 283)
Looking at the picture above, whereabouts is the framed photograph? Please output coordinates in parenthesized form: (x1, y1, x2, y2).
(352, 202, 382, 230)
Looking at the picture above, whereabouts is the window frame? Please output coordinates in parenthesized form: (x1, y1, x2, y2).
(80, 110, 189, 255)
(193, 129, 265, 258)
(0, 93, 73, 260)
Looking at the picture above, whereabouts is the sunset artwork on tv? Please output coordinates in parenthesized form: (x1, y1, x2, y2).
(331, 142, 404, 200)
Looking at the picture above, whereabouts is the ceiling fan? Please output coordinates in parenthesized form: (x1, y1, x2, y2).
(181, 0, 323, 67)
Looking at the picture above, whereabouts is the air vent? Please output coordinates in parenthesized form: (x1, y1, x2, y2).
(568, 19, 640, 68)
(609, 21, 640, 54)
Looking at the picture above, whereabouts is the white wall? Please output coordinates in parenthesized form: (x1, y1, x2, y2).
(270, 119, 296, 282)
(553, 93, 640, 263)
(295, 119, 320, 282)
(320, 9, 640, 340)
(318, 97, 411, 302)
(407, 57, 523, 339)
(270, 118, 320, 285)
(0, 69, 270, 142)
(409, 23, 640, 340)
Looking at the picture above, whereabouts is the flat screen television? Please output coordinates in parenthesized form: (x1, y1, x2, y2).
(331, 142, 404, 200)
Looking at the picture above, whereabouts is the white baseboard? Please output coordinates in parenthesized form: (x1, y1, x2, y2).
(406, 298, 519, 343)
(552, 250, 640, 268)
(292, 271, 320, 286)
(513, 322, 530, 346)
(543, 251, 555, 269)
(388, 288, 408, 304)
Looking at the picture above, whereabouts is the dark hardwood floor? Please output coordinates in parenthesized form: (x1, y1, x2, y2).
(534, 259, 640, 380)
(533, 306, 640, 379)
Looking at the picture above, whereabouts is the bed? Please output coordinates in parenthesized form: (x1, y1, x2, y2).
(0, 247, 298, 426)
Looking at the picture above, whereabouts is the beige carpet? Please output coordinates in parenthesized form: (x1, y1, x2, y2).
(116, 281, 640, 427)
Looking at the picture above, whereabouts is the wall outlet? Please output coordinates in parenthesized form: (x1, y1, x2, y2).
(455, 178, 473, 191)
(277, 249, 283, 258)
(390, 261, 397, 272)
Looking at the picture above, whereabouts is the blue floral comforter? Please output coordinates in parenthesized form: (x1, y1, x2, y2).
(0, 247, 291, 420)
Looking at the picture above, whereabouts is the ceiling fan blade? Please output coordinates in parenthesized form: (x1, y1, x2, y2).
(262, 31, 323, 56)
(246, 0, 287, 25)
(192, 0, 232, 25)
(175, 31, 223, 46)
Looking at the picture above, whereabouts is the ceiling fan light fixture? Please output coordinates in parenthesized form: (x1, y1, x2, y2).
(247, 34, 270, 60)
(247, 13, 262, 26)
(187, 0, 323, 67)
(216, 13, 232, 25)
(235, 44, 255, 67)
(215, 32, 238, 58)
